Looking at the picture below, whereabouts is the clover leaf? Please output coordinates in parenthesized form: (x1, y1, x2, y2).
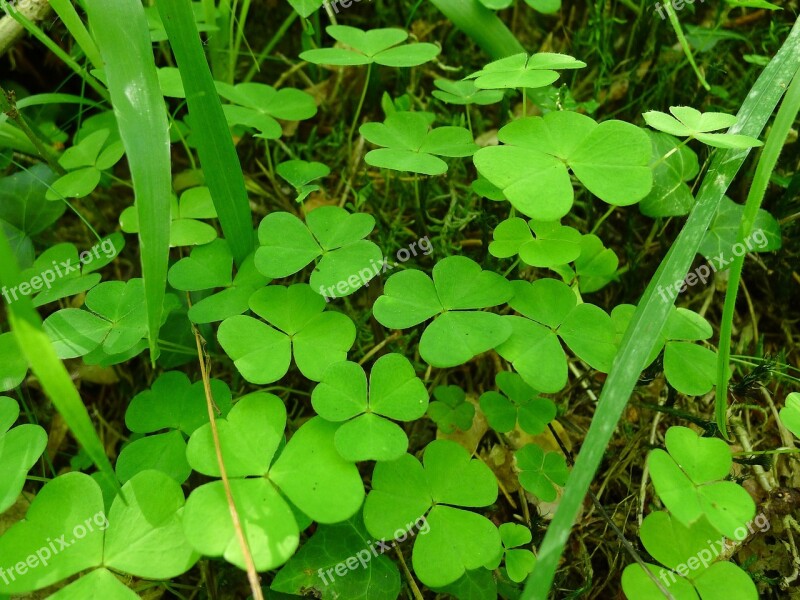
(479, 371, 556, 434)
(648, 426, 755, 539)
(489, 218, 582, 268)
(432, 79, 505, 106)
(465, 52, 585, 90)
(363, 439, 500, 587)
(121, 187, 218, 247)
(494, 279, 617, 393)
(643, 106, 763, 149)
(0, 396, 47, 513)
(515, 443, 569, 502)
(639, 131, 700, 217)
(779, 392, 800, 439)
(184, 392, 364, 571)
(474, 111, 652, 220)
(300, 26, 440, 67)
(697, 196, 781, 263)
(622, 511, 758, 600)
(116, 371, 233, 484)
(216, 82, 317, 139)
(46, 129, 124, 200)
(0, 332, 28, 391)
(271, 514, 402, 599)
(218, 283, 356, 383)
(485, 523, 536, 583)
(572, 234, 619, 293)
(360, 111, 478, 175)
(48, 568, 139, 600)
(311, 353, 428, 461)
(373, 256, 513, 367)
(427, 385, 476, 433)
(0, 470, 197, 595)
(255, 206, 383, 298)
(276, 159, 331, 203)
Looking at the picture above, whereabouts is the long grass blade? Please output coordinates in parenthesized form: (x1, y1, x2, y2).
(715, 66, 800, 437)
(0, 228, 120, 494)
(84, 0, 172, 363)
(156, 0, 255, 266)
(522, 18, 800, 599)
(428, 0, 524, 59)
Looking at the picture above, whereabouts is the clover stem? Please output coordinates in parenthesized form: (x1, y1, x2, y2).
(394, 546, 424, 600)
(590, 205, 616, 235)
(465, 105, 473, 136)
(649, 136, 692, 170)
(413, 172, 424, 225)
(347, 62, 373, 155)
(522, 87, 527, 118)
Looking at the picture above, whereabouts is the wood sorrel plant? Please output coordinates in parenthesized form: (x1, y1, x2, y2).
(0, 2, 797, 599)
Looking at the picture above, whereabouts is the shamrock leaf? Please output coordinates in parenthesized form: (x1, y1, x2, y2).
(621, 511, 758, 600)
(120, 188, 218, 247)
(48, 568, 139, 600)
(648, 426, 755, 539)
(479, 371, 556, 434)
(46, 129, 124, 200)
(0, 396, 47, 513)
(432, 79, 505, 106)
(697, 196, 781, 263)
(360, 111, 478, 175)
(311, 353, 428, 461)
(643, 106, 763, 149)
(485, 523, 536, 583)
(184, 393, 364, 570)
(373, 256, 513, 367)
(255, 206, 382, 298)
(495, 279, 617, 393)
(489, 218, 582, 268)
(167, 240, 268, 324)
(779, 392, 800, 439)
(363, 440, 500, 587)
(276, 159, 331, 203)
(0, 332, 28, 391)
(465, 52, 585, 90)
(427, 385, 476, 433)
(216, 82, 317, 139)
(474, 111, 652, 220)
(218, 283, 356, 383)
(300, 26, 440, 67)
(271, 514, 401, 599)
(573, 234, 619, 293)
(515, 443, 569, 502)
(116, 372, 233, 484)
(639, 131, 700, 218)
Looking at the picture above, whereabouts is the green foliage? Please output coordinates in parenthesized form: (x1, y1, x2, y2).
(364, 440, 500, 587)
(311, 353, 428, 461)
(465, 52, 585, 90)
(255, 207, 383, 298)
(360, 111, 478, 175)
(485, 523, 537, 583)
(647, 427, 755, 539)
(217, 82, 317, 139)
(300, 26, 440, 67)
(698, 196, 782, 261)
(432, 79, 505, 106)
(428, 385, 476, 433)
(779, 392, 800, 438)
(46, 129, 123, 199)
(643, 106, 764, 149)
(0, 396, 47, 513)
(276, 159, 330, 203)
(639, 131, 700, 217)
(474, 111, 653, 220)
(479, 371, 556, 434)
(515, 443, 569, 501)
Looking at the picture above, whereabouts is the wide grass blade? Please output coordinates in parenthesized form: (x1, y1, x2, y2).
(715, 66, 800, 437)
(85, 0, 172, 362)
(428, 0, 524, 59)
(522, 18, 800, 599)
(0, 228, 119, 494)
(156, 0, 254, 266)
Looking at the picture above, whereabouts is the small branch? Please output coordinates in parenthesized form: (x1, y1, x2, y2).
(0, 86, 65, 175)
(193, 325, 264, 600)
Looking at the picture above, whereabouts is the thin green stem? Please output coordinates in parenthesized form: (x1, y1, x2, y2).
(662, 1, 710, 91)
(347, 63, 372, 155)
(243, 11, 298, 83)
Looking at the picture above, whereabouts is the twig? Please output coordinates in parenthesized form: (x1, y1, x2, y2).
(193, 325, 264, 600)
(0, 86, 65, 175)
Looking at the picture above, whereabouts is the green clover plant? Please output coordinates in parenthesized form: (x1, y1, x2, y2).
(643, 106, 764, 149)
(479, 371, 556, 434)
(485, 523, 537, 583)
(427, 385, 476, 433)
(0, 396, 47, 513)
(515, 443, 569, 502)
(299, 26, 440, 67)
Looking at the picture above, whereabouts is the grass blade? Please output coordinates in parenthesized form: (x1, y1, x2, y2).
(428, 0, 524, 59)
(715, 66, 800, 437)
(156, 0, 254, 266)
(85, 0, 172, 362)
(522, 18, 800, 599)
(0, 227, 120, 494)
